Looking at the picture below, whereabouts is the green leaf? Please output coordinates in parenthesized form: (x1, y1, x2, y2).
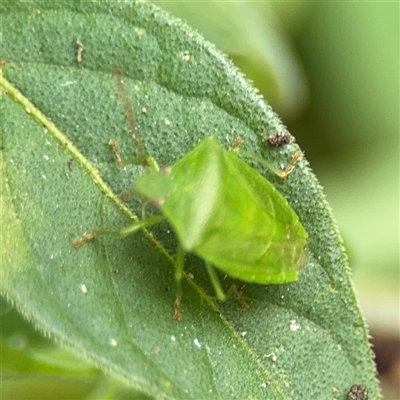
(0, 300, 146, 399)
(0, 1, 379, 399)
(154, 1, 309, 119)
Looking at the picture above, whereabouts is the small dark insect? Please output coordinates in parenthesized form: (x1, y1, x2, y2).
(76, 41, 84, 63)
(347, 385, 368, 400)
(267, 131, 294, 147)
(67, 158, 74, 171)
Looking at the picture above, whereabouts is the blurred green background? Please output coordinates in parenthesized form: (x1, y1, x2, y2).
(2, 1, 399, 399)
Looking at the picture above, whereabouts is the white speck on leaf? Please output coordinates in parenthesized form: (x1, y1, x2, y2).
(60, 81, 76, 87)
(110, 339, 117, 347)
(289, 319, 300, 331)
(80, 284, 87, 294)
(182, 50, 191, 61)
(134, 27, 145, 35)
(193, 338, 201, 349)
(265, 353, 277, 362)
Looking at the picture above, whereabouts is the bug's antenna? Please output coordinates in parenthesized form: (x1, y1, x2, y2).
(113, 67, 145, 161)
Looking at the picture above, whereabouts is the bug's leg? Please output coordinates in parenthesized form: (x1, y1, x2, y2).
(205, 262, 226, 301)
(141, 200, 150, 220)
(109, 139, 160, 171)
(73, 215, 165, 248)
(229, 136, 244, 151)
(256, 151, 302, 179)
(173, 244, 185, 321)
(109, 139, 123, 167)
(236, 146, 303, 180)
(274, 152, 303, 179)
(227, 284, 249, 311)
(229, 135, 302, 179)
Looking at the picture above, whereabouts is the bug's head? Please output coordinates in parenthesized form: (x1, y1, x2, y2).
(135, 169, 175, 209)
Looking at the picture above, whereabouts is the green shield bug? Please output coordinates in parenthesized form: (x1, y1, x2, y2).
(134, 136, 307, 318)
(77, 135, 308, 320)
(74, 74, 308, 320)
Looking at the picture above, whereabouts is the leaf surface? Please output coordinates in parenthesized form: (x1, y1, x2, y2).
(0, 1, 378, 399)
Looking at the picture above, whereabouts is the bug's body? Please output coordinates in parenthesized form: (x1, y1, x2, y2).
(136, 136, 307, 285)
(75, 133, 308, 319)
